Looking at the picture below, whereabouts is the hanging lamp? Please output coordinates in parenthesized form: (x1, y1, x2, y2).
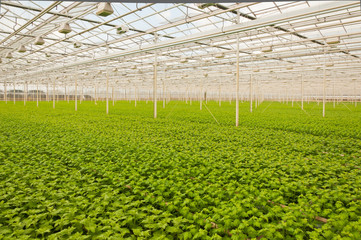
(96, 3, 114, 17)
(58, 22, 72, 34)
(34, 36, 45, 45)
(18, 45, 26, 53)
(116, 25, 129, 35)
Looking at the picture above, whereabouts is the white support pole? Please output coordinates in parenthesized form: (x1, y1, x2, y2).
(53, 80, 55, 109)
(134, 87, 137, 107)
(301, 74, 304, 110)
(46, 82, 49, 102)
(333, 81, 335, 108)
(235, 13, 240, 126)
(24, 81, 27, 106)
(75, 75, 78, 112)
(153, 35, 158, 119)
(250, 74, 253, 113)
(163, 82, 165, 108)
(4, 81, 7, 103)
(219, 85, 221, 106)
(36, 80, 39, 107)
(322, 50, 326, 118)
(13, 80, 16, 104)
(81, 84, 83, 104)
(112, 86, 114, 106)
(354, 80, 357, 107)
(106, 69, 109, 114)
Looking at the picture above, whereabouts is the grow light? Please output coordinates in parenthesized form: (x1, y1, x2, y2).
(96, 3, 113, 17)
(73, 42, 82, 48)
(34, 36, 45, 45)
(214, 53, 225, 58)
(261, 46, 273, 53)
(196, 3, 216, 9)
(5, 52, 13, 58)
(18, 45, 26, 53)
(325, 37, 340, 45)
(253, 68, 260, 72)
(58, 22, 72, 34)
(116, 25, 129, 35)
(325, 63, 334, 67)
(180, 57, 188, 63)
(286, 67, 293, 70)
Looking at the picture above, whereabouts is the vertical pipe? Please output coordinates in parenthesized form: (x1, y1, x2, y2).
(354, 80, 357, 107)
(153, 36, 158, 119)
(81, 84, 83, 104)
(13, 80, 16, 104)
(333, 81, 335, 108)
(323, 50, 326, 118)
(46, 82, 49, 102)
(24, 81, 26, 106)
(106, 70, 109, 114)
(301, 74, 304, 110)
(36, 80, 39, 107)
(95, 85, 97, 105)
(112, 86, 114, 106)
(219, 85, 221, 106)
(53, 80, 55, 109)
(250, 74, 253, 113)
(75, 74, 78, 111)
(4, 81, 7, 103)
(163, 82, 165, 108)
(135, 87, 137, 107)
(236, 18, 240, 126)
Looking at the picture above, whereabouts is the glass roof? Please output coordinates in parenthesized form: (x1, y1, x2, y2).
(0, 1, 360, 94)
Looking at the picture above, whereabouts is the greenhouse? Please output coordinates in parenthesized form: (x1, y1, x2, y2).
(1, 1, 361, 239)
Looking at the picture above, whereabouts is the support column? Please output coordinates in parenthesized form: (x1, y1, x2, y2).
(4, 81, 7, 103)
(106, 69, 109, 114)
(53, 80, 55, 109)
(163, 82, 165, 108)
(13, 80, 16, 104)
(24, 81, 27, 106)
(250, 74, 253, 113)
(81, 84, 83, 104)
(235, 17, 240, 126)
(219, 85, 221, 106)
(95, 85, 97, 105)
(301, 74, 304, 110)
(112, 86, 114, 106)
(75, 75, 78, 112)
(46, 82, 49, 102)
(323, 51, 326, 118)
(36, 80, 39, 107)
(153, 35, 158, 119)
(333, 81, 335, 108)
